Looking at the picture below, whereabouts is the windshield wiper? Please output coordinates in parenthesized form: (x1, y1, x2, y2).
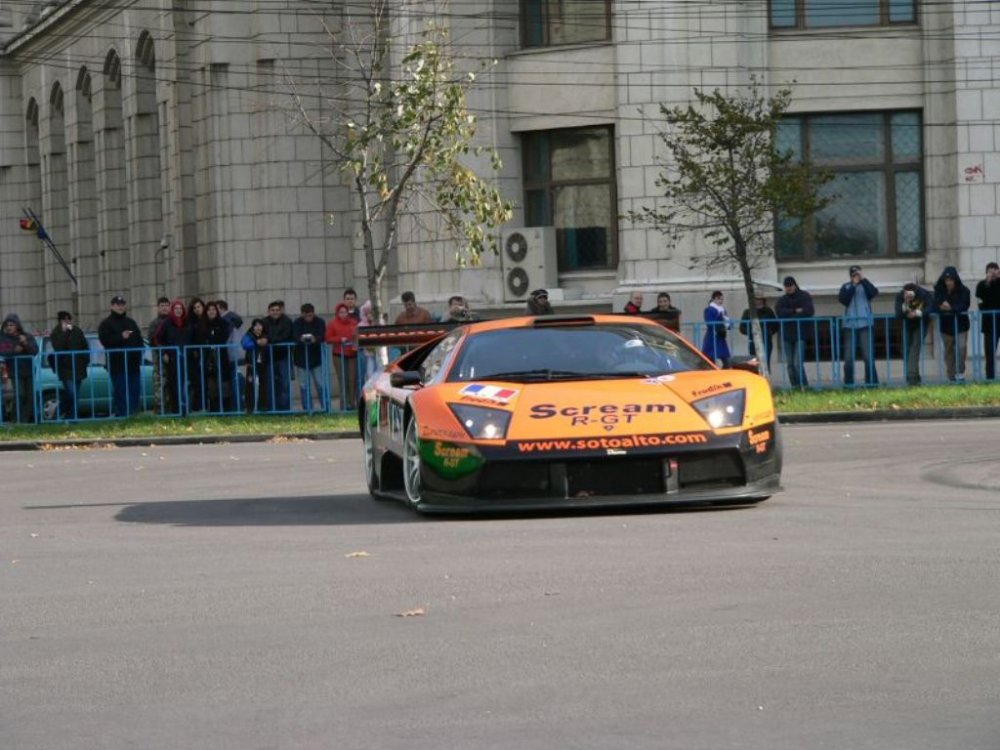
(479, 369, 587, 382)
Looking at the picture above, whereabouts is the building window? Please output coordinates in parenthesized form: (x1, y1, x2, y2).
(770, 0, 915, 29)
(523, 126, 617, 271)
(521, 0, 611, 48)
(776, 111, 923, 261)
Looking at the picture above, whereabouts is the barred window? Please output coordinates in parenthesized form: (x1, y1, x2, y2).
(776, 111, 923, 261)
(523, 126, 617, 271)
(770, 0, 916, 29)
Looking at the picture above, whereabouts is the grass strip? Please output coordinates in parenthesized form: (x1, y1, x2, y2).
(3, 383, 1000, 443)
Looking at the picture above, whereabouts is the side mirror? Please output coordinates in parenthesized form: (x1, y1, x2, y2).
(390, 370, 422, 388)
(728, 356, 760, 375)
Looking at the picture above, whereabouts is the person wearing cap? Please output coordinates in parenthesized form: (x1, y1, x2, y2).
(933, 266, 971, 381)
(526, 289, 554, 316)
(98, 295, 145, 417)
(775, 276, 814, 388)
(838, 265, 880, 386)
(49, 311, 90, 420)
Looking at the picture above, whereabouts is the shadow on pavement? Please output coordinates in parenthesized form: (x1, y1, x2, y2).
(112, 493, 418, 527)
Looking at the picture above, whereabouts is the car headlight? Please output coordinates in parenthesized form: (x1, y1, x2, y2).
(449, 404, 512, 440)
(692, 389, 746, 429)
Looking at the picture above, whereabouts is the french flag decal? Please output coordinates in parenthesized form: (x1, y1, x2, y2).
(459, 384, 519, 403)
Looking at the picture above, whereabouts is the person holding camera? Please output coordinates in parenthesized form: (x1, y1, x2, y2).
(838, 264, 880, 386)
(49, 311, 90, 420)
(293, 303, 327, 412)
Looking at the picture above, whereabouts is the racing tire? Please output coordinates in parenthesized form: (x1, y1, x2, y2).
(402, 418, 423, 508)
(362, 412, 381, 497)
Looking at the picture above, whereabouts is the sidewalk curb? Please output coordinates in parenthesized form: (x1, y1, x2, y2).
(0, 431, 363, 452)
(778, 407, 1000, 424)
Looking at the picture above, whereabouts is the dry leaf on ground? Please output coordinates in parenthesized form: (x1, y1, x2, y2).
(394, 607, 426, 618)
(345, 551, 371, 558)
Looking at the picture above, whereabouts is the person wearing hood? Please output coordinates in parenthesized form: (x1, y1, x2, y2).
(933, 266, 971, 381)
(98, 295, 144, 417)
(701, 291, 732, 367)
(895, 282, 933, 386)
(154, 299, 189, 414)
(325, 302, 359, 410)
(49, 311, 90, 420)
(0, 313, 38, 422)
(838, 265, 879, 386)
(775, 276, 815, 388)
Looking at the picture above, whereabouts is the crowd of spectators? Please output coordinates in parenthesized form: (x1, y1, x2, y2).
(3, 265, 1000, 424)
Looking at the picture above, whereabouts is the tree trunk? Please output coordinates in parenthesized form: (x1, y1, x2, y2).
(736, 245, 770, 380)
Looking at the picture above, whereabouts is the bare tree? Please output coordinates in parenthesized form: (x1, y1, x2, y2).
(631, 80, 831, 377)
(285, 1, 512, 323)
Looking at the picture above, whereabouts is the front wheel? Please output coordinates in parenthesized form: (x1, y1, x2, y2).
(402, 418, 423, 508)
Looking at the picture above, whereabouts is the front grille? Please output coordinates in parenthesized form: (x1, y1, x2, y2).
(565, 458, 664, 497)
(676, 451, 744, 489)
(478, 457, 664, 499)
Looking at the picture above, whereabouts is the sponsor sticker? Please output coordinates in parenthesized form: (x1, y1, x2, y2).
(692, 382, 732, 398)
(747, 427, 772, 454)
(530, 402, 676, 429)
(459, 383, 519, 403)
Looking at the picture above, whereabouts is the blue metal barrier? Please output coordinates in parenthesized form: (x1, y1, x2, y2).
(685, 311, 1000, 389)
(5, 311, 1000, 428)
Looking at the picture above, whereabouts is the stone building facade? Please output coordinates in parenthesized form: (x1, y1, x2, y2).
(0, 1, 997, 331)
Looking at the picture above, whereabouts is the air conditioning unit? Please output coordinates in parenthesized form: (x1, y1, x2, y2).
(500, 226, 557, 302)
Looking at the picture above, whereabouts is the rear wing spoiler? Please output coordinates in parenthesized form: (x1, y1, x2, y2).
(356, 322, 459, 349)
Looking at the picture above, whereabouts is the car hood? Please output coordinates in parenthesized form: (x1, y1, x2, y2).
(432, 371, 769, 440)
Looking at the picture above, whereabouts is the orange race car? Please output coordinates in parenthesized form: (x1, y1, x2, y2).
(358, 314, 781, 513)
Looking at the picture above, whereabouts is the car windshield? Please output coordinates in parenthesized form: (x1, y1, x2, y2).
(447, 324, 713, 382)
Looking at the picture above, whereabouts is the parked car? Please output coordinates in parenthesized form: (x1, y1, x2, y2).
(36, 334, 155, 419)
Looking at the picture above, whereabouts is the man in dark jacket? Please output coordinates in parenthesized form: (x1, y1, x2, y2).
(975, 262, 1000, 380)
(0, 313, 38, 423)
(895, 282, 933, 386)
(775, 276, 814, 388)
(98, 295, 144, 416)
(50, 311, 90, 419)
(292, 303, 327, 412)
(263, 300, 293, 411)
(933, 266, 971, 381)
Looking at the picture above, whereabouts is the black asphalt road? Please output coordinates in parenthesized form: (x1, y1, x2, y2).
(2, 422, 1000, 750)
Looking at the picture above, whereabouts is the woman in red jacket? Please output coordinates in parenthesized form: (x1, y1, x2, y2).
(325, 302, 359, 410)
